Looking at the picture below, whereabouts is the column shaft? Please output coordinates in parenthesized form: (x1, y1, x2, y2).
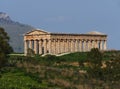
(52, 39, 56, 54)
(59, 39, 62, 53)
(61, 40, 63, 53)
(68, 40, 70, 52)
(75, 40, 78, 52)
(39, 40, 42, 54)
(29, 40, 32, 49)
(87, 40, 90, 51)
(79, 40, 82, 52)
(70, 40, 73, 52)
(83, 41, 86, 52)
(56, 40, 58, 54)
(72, 40, 75, 52)
(46, 40, 49, 54)
(100, 41, 103, 50)
(34, 40, 37, 54)
(104, 40, 107, 50)
(58, 40, 60, 54)
(51, 40, 53, 54)
(24, 40, 27, 55)
(48, 39, 51, 54)
(63, 40, 65, 53)
(44, 40, 47, 54)
(92, 40, 95, 49)
(95, 40, 98, 48)
(54, 40, 57, 54)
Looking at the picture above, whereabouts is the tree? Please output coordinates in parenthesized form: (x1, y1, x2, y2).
(87, 48, 103, 68)
(0, 27, 13, 68)
(87, 48, 104, 80)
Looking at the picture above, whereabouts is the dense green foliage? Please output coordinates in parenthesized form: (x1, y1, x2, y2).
(0, 27, 13, 68)
(0, 49, 120, 89)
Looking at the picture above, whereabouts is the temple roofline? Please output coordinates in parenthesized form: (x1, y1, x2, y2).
(50, 33, 107, 36)
(24, 29, 107, 37)
(25, 29, 50, 36)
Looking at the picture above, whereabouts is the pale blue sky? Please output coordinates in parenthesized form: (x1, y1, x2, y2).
(0, 0, 120, 49)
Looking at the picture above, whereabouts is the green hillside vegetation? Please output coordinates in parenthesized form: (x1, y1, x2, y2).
(0, 49, 120, 89)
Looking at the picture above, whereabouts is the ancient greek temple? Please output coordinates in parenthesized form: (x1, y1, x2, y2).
(24, 29, 107, 55)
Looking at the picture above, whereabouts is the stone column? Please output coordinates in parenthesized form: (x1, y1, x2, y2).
(45, 40, 47, 54)
(52, 39, 55, 54)
(50, 39, 53, 54)
(46, 39, 49, 54)
(72, 40, 75, 52)
(67, 40, 69, 52)
(86, 41, 88, 51)
(59, 40, 61, 54)
(58, 39, 60, 54)
(100, 40, 103, 50)
(79, 40, 82, 52)
(63, 40, 65, 53)
(98, 41, 100, 50)
(75, 40, 78, 52)
(95, 40, 98, 48)
(70, 40, 73, 52)
(83, 40, 86, 52)
(87, 40, 90, 51)
(24, 40, 28, 55)
(34, 40, 37, 54)
(68, 40, 70, 52)
(61, 40, 63, 53)
(66, 40, 68, 52)
(64, 40, 66, 53)
(58, 39, 61, 53)
(55, 40, 58, 54)
(94, 40, 97, 48)
(77, 40, 79, 52)
(54, 40, 57, 54)
(39, 40, 42, 54)
(92, 40, 95, 49)
(43, 39, 46, 54)
(48, 39, 51, 54)
(81, 40, 83, 52)
(62, 40, 64, 53)
(29, 40, 32, 49)
(104, 40, 107, 50)
(89, 40, 92, 50)
(85, 40, 87, 52)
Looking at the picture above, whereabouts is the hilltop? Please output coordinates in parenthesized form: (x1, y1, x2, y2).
(0, 12, 35, 53)
(0, 50, 120, 89)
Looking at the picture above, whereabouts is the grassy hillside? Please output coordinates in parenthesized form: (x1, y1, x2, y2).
(0, 50, 120, 89)
(0, 67, 46, 89)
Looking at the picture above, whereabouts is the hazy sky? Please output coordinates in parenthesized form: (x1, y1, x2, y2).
(0, 0, 120, 49)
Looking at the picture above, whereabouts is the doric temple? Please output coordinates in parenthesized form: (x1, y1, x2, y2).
(24, 29, 107, 55)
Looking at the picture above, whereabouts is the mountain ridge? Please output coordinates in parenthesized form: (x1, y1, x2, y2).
(0, 12, 35, 53)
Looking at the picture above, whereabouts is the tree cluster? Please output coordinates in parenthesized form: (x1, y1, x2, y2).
(0, 27, 13, 68)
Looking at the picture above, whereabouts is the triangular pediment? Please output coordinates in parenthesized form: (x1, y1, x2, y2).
(25, 29, 50, 35)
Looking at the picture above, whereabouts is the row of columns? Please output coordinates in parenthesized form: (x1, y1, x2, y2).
(24, 39, 107, 55)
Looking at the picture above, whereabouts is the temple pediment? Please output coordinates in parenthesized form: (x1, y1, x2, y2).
(25, 29, 50, 35)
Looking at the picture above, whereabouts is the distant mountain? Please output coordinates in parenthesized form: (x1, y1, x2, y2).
(0, 12, 35, 53)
